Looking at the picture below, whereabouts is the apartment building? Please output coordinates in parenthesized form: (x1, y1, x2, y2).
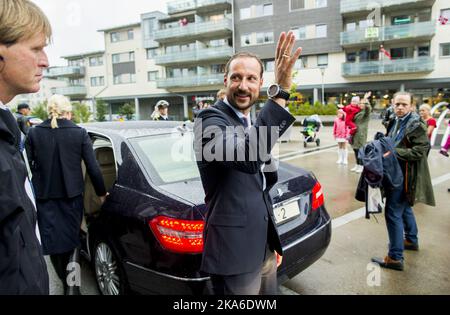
(234, 0, 342, 105)
(42, 0, 450, 121)
(151, 0, 234, 111)
(335, 0, 450, 107)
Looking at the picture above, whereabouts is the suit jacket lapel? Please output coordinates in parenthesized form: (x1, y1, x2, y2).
(214, 101, 244, 127)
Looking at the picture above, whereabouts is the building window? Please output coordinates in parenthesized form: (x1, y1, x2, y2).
(263, 4, 273, 16)
(294, 56, 308, 69)
(146, 48, 158, 59)
(390, 47, 408, 59)
(440, 43, 450, 57)
(256, 32, 274, 44)
(112, 52, 135, 64)
(290, 0, 304, 11)
(211, 64, 225, 74)
(359, 49, 379, 61)
(113, 73, 136, 85)
(143, 18, 156, 39)
(110, 32, 120, 43)
(110, 29, 134, 43)
(359, 19, 375, 29)
(441, 9, 450, 20)
(317, 54, 328, 66)
(264, 60, 275, 72)
(90, 76, 105, 87)
(346, 23, 357, 32)
(315, 24, 327, 38)
(291, 26, 306, 40)
(241, 34, 251, 46)
(315, 0, 327, 8)
(89, 56, 103, 67)
(418, 46, 430, 57)
(147, 71, 159, 81)
(68, 59, 84, 67)
(240, 7, 251, 20)
(346, 52, 357, 63)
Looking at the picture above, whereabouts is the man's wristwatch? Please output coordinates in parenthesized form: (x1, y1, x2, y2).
(267, 84, 290, 101)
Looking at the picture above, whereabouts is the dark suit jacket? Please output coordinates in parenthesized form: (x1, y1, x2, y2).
(0, 109, 49, 295)
(26, 119, 106, 200)
(194, 100, 295, 276)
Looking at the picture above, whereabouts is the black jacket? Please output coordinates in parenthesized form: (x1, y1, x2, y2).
(14, 112, 31, 135)
(194, 100, 295, 276)
(26, 119, 106, 199)
(0, 109, 49, 295)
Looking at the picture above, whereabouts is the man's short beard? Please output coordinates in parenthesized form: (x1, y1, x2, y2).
(228, 96, 256, 112)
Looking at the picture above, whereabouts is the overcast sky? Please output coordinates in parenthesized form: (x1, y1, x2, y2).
(31, 0, 170, 66)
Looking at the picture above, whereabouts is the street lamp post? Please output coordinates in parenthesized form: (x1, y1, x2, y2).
(319, 66, 326, 105)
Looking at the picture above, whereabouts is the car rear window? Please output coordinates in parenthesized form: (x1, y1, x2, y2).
(129, 132, 200, 185)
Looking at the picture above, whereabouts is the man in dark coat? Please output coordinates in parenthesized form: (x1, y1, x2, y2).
(194, 31, 301, 295)
(0, 0, 52, 295)
(372, 92, 435, 271)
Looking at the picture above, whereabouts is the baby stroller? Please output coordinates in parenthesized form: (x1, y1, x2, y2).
(301, 115, 322, 148)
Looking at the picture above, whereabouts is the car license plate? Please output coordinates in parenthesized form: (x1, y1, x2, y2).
(274, 200, 301, 225)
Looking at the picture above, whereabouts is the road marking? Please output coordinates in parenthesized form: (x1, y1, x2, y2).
(280, 147, 336, 162)
(332, 172, 450, 230)
(276, 144, 337, 160)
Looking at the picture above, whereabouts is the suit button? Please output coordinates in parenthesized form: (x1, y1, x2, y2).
(264, 216, 269, 221)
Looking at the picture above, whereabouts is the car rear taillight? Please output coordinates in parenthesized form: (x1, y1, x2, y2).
(149, 216, 204, 254)
(311, 181, 324, 211)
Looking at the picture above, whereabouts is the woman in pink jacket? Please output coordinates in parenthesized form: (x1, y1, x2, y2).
(333, 109, 349, 165)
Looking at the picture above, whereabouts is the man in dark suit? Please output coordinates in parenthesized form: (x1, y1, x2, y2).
(194, 31, 302, 295)
(0, 0, 52, 295)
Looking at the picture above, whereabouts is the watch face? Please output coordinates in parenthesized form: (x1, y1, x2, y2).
(268, 84, 279, 97)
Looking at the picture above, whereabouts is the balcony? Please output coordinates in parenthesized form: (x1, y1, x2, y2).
(341, 0, 435, 15)
(45, 66, 85, 79)
(157, 73, 224, 89)
(341, 21, 436, 47)
(51, 85, 87, 98)
(155, 46, 233, 66)
(167, 0, 231, 14)
(154, 18, 232, 43)
(342, 56, 434, 77)
(167, 0, 196, 14)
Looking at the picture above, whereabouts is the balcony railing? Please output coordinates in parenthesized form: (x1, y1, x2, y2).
(155, 46, 233, 65)
(167, 0, 231, 14)
(154, 18, 232, 42)
(342, 56, 434, 76)
(157, 73, 224, 89)
(51, 85, 87, 97)
(45, 66, 85, 78)
(341, 0, 433, 14)
(341, 21, 436, 46)
(167, 0, 196, 14)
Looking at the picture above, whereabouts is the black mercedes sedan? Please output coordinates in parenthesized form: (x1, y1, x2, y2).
(79, 121, 331, 295)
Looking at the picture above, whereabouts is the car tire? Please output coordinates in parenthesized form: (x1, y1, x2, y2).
(92, 239, 128, 295)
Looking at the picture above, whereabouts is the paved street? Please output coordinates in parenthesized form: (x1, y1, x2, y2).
(48, 118, 450, 295)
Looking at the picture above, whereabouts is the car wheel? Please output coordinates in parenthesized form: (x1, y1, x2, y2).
(93, 240, 127, 295)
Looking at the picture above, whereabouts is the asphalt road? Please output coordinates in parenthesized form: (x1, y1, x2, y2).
(47, 119, 450, 295)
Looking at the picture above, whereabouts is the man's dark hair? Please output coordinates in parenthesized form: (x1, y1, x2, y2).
(17, 103, 30, 110)
(224, 52, 264, 78)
